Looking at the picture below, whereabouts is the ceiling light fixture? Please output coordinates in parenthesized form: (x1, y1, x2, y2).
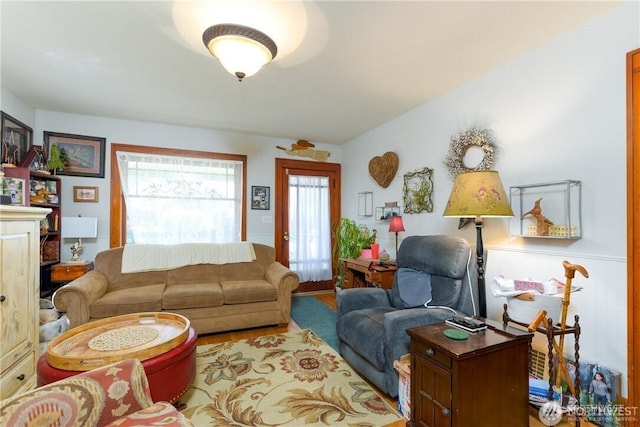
(202, 23, 278, 82)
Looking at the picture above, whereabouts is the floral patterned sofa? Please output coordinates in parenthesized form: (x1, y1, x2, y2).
(0, 358, 194, 426)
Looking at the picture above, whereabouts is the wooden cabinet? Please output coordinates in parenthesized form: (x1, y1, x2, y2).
(341, 258, 397, 289)
(0, 205, 50, 399)
(3, 168, 61, 296)
(407, 321, 532, 427)
(51, 261, 94, 283)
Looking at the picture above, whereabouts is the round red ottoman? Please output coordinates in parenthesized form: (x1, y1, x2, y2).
(38, 326, 197, 403)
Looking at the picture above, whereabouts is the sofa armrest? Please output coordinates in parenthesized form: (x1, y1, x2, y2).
(336, 287, 392, 316)
(266, 262, 300, 292)
(52, 270, 109, 328)
(265, 262, 299, 322)
(0, 359, 154, 427)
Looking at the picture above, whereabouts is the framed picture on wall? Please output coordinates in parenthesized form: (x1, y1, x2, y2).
(251, 186, 270, 210)
(73, 185, 99, 203)
(44, 131, 106, 178)
(1, 111, 33, 167)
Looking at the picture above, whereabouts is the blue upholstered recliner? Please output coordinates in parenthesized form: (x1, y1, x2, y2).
(336, 235, 480, 397)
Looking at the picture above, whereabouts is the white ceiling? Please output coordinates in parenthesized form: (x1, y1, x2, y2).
(1, 1, 620, 145)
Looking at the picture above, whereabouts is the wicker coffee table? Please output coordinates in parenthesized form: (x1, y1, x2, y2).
(38, 312, 197, 403)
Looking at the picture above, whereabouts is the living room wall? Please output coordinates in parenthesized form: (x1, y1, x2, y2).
(0, 86, 341, 259)
(340, 2, 638, 395)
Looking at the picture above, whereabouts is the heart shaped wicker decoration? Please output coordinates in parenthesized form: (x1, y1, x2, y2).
(368, 152, 399, 188)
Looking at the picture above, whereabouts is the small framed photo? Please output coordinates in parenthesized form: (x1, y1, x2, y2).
(73, 185, 99, 203)
(1, 177, 26, 205)
(44, 131, 106, 178)
(251, 185, 270, 210)
(1, 111, 33, 167)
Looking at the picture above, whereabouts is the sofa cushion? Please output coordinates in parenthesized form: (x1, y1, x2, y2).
(167, 264, 221, 286)
(220, 280, 277, 304)
(91, 284, 165, 318)
(337, 307, 395, 370)
(95, 247, 169, 292)
(162, 283, 224, 310)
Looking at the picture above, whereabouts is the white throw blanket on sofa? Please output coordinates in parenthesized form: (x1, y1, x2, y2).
(121, 242, 256, 273)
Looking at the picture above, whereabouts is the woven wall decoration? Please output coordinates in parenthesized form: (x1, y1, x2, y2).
(402, 167, 434, 214)
(443, 128, 497, 180)
(368, 152, 399, 188)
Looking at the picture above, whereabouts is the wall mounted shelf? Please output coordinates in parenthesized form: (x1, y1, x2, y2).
(510, 180, 581, 239)
(358, 192, 373, 217)
(375, 205, 400, 222)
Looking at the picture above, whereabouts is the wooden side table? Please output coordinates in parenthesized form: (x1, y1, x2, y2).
(407, 320, 532, 427)
(341, 258, 397, 289)
(51, 261, 94, 284)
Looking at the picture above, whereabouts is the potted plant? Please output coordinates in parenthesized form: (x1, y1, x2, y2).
(46, 145, 66, 175)
(358, 225, 377, 258)
(333, 217, 377, 287)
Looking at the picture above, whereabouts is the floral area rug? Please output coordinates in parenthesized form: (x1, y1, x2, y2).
(176, 329, 403, 426)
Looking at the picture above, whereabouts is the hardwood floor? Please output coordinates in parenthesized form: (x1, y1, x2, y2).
(196, 292, 595, 427)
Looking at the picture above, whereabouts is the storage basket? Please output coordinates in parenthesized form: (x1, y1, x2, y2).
(393, 353, 411, 419)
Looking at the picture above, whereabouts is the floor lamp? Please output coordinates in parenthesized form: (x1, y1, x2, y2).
(443, 170, 513, 318)
(388, 215, 405, 256)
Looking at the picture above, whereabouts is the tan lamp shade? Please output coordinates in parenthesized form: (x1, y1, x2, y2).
(443, 171, 514, 218)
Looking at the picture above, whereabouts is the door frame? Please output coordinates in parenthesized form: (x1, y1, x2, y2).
(274, 158, 341, 292)
(626, 47, 639, 416)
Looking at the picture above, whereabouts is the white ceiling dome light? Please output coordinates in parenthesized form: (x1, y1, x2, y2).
(202, 23, 278, 82)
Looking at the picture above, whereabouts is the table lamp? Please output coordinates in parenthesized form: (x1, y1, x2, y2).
(443, 170, 513, 317)
(61, 216, 98, 262)
(388, 215, 405, 256)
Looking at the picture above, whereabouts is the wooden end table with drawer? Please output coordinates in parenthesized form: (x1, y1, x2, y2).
(341, 258, 397, 289)
(51, 261, 94, 284)
(407, 320, 532, 427)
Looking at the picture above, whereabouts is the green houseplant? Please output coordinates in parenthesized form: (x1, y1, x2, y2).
(46, 145, 66, 174)
(333, 217, 377, 287)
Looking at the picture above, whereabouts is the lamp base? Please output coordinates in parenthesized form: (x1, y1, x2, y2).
(69, 240, 83, 263)
(475, 217, 487, 318)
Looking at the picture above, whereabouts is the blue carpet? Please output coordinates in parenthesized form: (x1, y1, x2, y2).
(290, 295, 338, 351)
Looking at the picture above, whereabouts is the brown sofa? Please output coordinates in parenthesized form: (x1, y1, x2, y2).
(53, 243, 300, 334)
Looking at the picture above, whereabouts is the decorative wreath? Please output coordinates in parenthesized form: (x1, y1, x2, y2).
(444, 128, 497, 179)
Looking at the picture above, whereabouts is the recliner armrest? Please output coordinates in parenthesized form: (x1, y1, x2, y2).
(382, 307, 460, 371)
(336, 287, 392, 316)
(383, 306, 456, 334)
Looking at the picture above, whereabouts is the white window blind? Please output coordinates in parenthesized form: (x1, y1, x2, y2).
(116, 151, 243, 244)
